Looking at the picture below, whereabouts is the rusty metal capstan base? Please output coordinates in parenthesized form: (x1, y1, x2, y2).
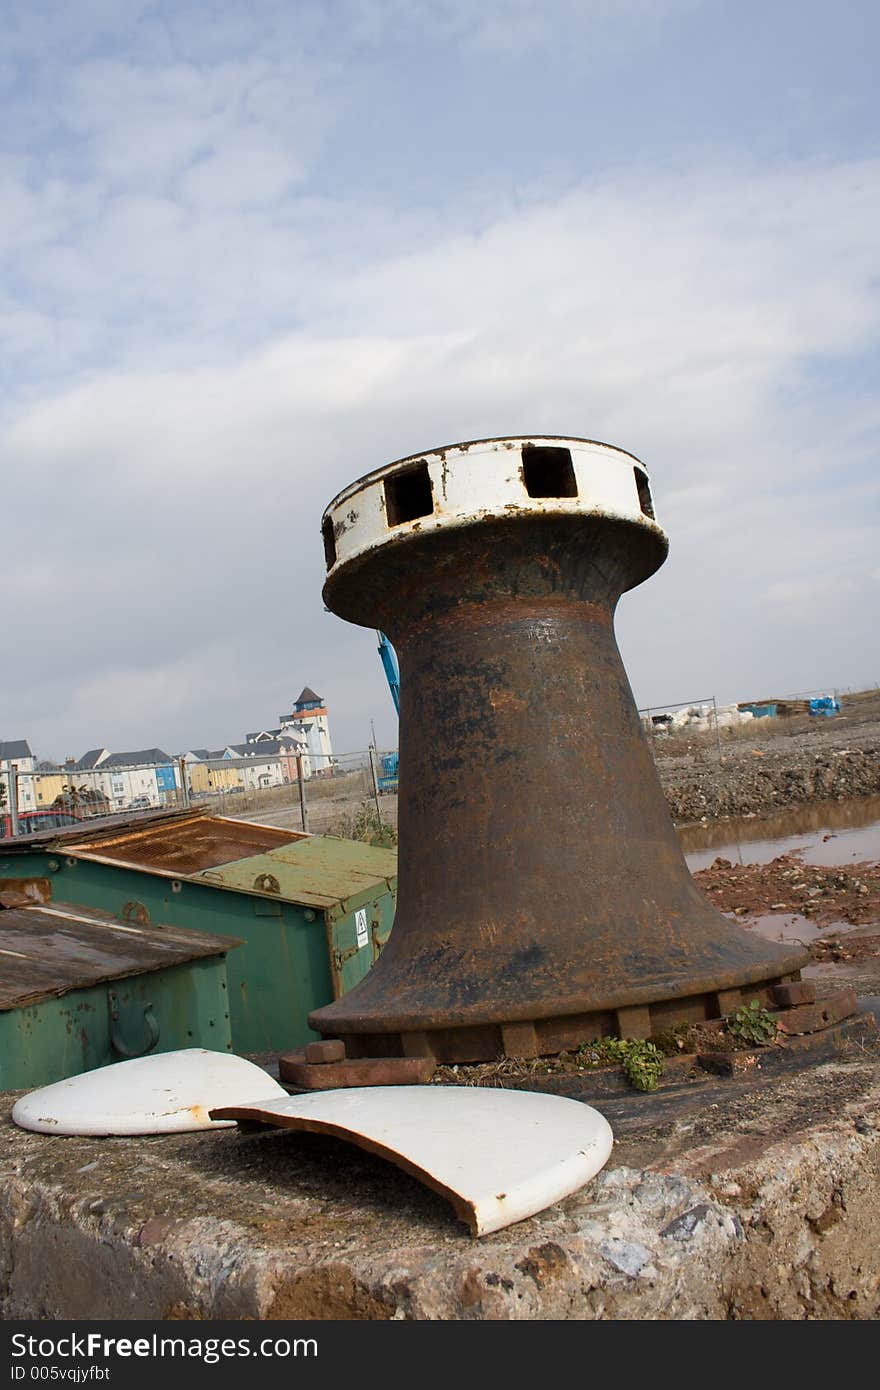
(309, 437, 809, 1063)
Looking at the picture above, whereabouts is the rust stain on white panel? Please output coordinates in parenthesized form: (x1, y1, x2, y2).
(12, 1049, 286, 1136)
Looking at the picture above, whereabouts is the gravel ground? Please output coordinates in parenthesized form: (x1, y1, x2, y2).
(655, 689, 880, 826)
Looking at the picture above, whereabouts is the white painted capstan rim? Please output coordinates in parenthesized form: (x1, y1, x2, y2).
(327, 435, 645, 511)
(320, 435, 665, 577)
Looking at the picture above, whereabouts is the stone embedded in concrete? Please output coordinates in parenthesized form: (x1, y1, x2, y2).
(599, 1238, 653, 1277)
(660, 1204, 712, 1241)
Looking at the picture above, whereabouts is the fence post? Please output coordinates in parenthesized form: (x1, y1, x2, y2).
(368, 745, 383, 828)
(297, 754, 310, 833)
(712, 696, 723, 761)
(179, 756, 190, 809)
(5, 764, 20, 837)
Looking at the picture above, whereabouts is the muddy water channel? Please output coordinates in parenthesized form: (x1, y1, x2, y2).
(678, 796, 880, 951)
(679, 795, 880, 873)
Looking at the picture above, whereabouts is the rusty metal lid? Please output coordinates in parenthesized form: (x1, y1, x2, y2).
(57, 812, 306, 877)
(0, 901, 240, 1010)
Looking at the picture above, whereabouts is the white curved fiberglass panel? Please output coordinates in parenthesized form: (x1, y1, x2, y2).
(212, 1084, 613, 1236)
(12, 1049, 286, 1135)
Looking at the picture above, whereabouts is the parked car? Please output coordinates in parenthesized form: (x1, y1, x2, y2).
(0, 808, 84, 838)
(128, 795, 153, 810)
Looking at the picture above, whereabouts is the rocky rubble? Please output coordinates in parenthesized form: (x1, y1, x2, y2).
(694, 852, 880, 930)
(659, 741, 880, 825)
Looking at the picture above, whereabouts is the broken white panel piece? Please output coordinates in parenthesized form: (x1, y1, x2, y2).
(12, 1049, 287, 1136)
(212, 1084, 613, 1236)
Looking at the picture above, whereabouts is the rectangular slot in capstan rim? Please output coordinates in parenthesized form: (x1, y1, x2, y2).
(322, 517, 337, 569)
(521, 445, 578, 499)
(384, 463, 435, 527)
(634, 468, 655, 519)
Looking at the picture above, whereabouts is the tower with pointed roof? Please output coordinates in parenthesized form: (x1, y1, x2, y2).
(279, 686, 334, 773)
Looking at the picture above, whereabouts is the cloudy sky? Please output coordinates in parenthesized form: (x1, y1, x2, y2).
(2, 0, 878, 762)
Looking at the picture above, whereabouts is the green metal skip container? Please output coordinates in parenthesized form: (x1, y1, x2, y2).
(0, 811, 397, 1056)
(0, 887, 238, 1089)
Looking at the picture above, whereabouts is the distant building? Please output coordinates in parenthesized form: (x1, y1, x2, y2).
(101, 749, 180, 808)
(33, 759, 65, 807)
(185, 754, 242, 797)
(1, 740, 36, 811)
(0, 740, 34, 771)
(227, 736, 307, 783)
(273, 686, 334, 774)
(34, 772, 69, 808)
(57, 748, 181, 811)
(74, 748, 109, 770)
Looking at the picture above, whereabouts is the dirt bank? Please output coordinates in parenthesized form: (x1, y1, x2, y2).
(656, 691, 880, 825)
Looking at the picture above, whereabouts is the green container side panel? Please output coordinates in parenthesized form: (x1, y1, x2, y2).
(329, 887, 397, 997)
(0, 852, 338, 1054)
(0, 954, 232, 1091)
(0, 850, 57, 882)
(200, 841, 399, 1003)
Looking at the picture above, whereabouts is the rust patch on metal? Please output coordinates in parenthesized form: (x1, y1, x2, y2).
(773, 988, 858, 1035)
(122, 900, 151, 927)
(304, 1039, 346, 1064)
(772, 980, 817, 1008)
(55, 812, 305, 877)
(253, 873, 280, 895)
(0, 878, 51, 908)
(278, 1052, 435, 1089)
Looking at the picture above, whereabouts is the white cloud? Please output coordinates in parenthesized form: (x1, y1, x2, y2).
(3, 151, 879, 753)
(63, 55, 329, 200)
(1, 0, 877, 754)
(342, 0, 696, 56)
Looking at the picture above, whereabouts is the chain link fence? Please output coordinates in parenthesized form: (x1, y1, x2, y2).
(0, 750, 400, 843)
(204, 749, 399, 843)
(4, 685, 868, 842)
(637, 687, 853, 763)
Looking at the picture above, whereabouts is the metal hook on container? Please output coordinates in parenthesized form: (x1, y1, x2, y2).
(108, 991, 160, 1058)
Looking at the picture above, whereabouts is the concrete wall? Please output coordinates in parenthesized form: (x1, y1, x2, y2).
(2, 1053, 879, 1320)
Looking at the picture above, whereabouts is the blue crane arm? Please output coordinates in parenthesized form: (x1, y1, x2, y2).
(376, 631, 400, 715)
